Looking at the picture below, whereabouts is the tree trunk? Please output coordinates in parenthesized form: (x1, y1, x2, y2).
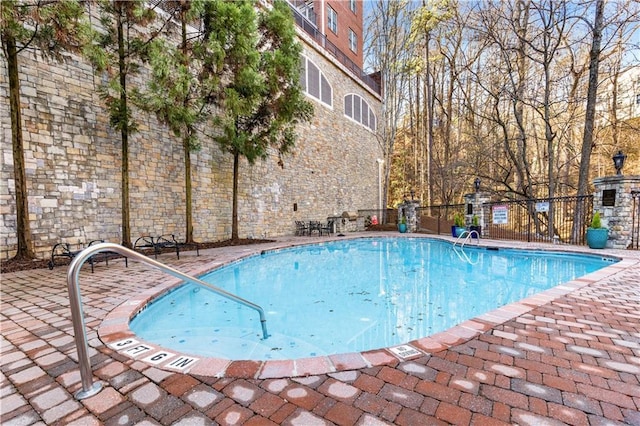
(577, 0, 604, 198)
(573, 0, 604, 243)
(117, 9, 131, 247)
(4, 33, 36, 260)
(232, 150, 240, 241)
(184, 135, 193, 243)
(181, 10, 194, 243)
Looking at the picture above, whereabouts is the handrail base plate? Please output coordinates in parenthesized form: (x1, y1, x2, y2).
(74, 382, 103, 400)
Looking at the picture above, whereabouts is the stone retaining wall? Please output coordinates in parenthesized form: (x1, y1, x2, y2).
(0, 34, 382, 259)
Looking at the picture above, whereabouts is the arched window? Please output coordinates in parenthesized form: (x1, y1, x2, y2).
(300, 56, 332, 107)
(344, 94, 376, 132)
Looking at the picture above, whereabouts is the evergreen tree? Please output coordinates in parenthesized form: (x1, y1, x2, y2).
(142, 0, 216, 243)
(84, 0, 161, 247)
(1, 0, 90, 260)
(205, 0, 313, 240)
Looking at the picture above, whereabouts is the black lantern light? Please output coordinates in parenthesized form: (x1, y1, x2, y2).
(613, 150, 626, 175)
(474, 177, 481, 193)
(410, 189, 415, 200)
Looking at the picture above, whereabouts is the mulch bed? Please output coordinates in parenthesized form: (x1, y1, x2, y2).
(0, 239, 273, 274)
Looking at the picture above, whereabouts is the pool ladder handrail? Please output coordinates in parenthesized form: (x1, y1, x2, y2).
(451, 244, 479, 265)
(453, 229, 480, 248)
(67, 242, 269, 400)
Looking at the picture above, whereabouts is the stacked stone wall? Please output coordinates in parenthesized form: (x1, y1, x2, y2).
(1, 34, 382, 259)
(592, 175, 640, 249)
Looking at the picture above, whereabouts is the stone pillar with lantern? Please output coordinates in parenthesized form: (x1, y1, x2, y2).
(463, 178, 491, 236)
(591, 151, 640, 249)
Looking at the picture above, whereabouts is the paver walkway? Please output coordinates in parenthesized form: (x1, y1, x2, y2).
(1, 234, 639, 425)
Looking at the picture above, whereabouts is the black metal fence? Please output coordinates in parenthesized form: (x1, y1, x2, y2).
(415, 205, 466, 235)
(480, 196, 593, 245)
(413, 196, 594, 245)
(361, 192, 640, 249)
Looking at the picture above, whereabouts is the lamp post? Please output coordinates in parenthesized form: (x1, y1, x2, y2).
(410, 189, 415, 201)
(474, 177, 481, 193)
(613, 150, 626, 175)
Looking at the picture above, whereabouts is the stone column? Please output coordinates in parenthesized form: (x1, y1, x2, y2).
(592, 175, 640, 249)
(398, 200, 420, 232)
(463, 192, 491, 236)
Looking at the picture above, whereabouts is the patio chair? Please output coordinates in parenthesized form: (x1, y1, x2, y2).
(134, 235, 199, 259)
(309, 221, 322, 236)
(48, 239, 127, 272)
(295, 221, 309, 236)
(320, 220, 335, 236)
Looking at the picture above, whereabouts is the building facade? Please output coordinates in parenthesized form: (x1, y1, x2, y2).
(0, 2, 382, 259)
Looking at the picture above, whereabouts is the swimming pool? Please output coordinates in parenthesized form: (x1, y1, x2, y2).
(129, 238, 616, 361)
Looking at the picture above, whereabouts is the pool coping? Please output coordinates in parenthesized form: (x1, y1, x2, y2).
(97, 234, 635, 380)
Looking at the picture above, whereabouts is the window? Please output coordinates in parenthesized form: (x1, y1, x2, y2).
(327, 6, 337, 34)
(636, 93, 640, 105)
(349, 29, 357, 53)
(300, 56, 332, 107)
(344, 94, 376, 132)
(350, 0, 356, 13)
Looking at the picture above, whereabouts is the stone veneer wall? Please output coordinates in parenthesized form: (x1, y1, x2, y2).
(0, 30, 382, 259)
(592, 175, 640, 249)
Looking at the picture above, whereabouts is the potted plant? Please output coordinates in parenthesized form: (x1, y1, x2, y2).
(586, 211, 608, 249)
(469, 214, 481, 239)
(398, 215, 408, 233)
(451, 213, 466, 237)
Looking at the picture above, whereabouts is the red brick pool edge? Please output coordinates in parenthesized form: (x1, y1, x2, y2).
(97, 235, 633, 380)
(2, 233, 639, 425)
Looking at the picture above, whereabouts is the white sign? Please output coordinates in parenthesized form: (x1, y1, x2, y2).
(389, 345, 422, 359)
(492, 205, 508, 224)
(536, 202, 549, 212)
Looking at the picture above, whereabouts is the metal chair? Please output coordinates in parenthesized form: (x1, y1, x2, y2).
(320, 220, 334, 236)
(295, 221, 309, 236)
(309, 221, 322, 236)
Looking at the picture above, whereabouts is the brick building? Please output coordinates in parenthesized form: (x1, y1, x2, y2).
(291, 0, 364, 69)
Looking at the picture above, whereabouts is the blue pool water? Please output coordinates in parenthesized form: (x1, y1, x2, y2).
(130, 238, 615, 360)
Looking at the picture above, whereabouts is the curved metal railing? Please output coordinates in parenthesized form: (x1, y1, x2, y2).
(453, 230, 480, 248)
(67, 242, 269, 399)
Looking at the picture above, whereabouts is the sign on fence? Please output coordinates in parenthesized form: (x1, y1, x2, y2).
(492, 205, 508, 224)
(535, 202, 550, 212)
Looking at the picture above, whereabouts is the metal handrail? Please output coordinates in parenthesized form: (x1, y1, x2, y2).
(453, 230, 480, 248)
(67, 242, 269, 400)
(451, 245, 479, 265)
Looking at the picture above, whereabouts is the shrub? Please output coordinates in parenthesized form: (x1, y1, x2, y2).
(590, 212, 603, 229)
(454, 213, 465, 227)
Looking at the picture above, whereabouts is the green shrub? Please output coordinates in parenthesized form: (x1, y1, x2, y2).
(454, 213, 465, 227)
(590, 212, 603, 229)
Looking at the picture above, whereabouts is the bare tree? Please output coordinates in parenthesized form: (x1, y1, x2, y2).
(364, 0, 414, 214)
(576, 0, 605, 200)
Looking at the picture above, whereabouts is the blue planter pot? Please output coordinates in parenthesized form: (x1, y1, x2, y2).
(454, 226, 466, 237)
(586, 228, 608, 249)
(398, 223, 408, 233)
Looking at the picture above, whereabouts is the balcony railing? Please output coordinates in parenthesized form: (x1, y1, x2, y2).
(287, 3, 381, 95)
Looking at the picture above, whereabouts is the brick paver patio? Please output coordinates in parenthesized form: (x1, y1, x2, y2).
(1, 233, 639, 425)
